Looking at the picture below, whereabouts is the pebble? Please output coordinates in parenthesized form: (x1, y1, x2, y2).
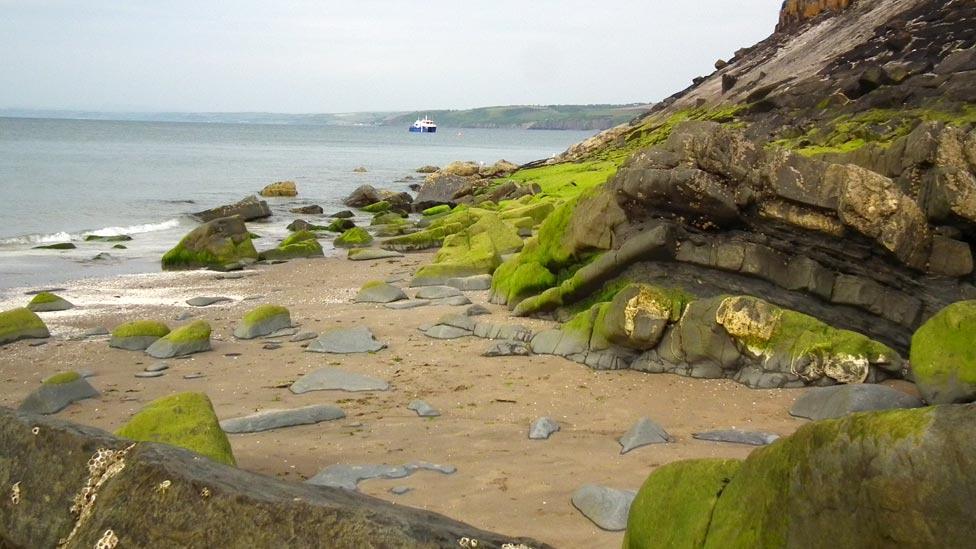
(263, 343, 282, 350)
(529, 417, 560, 440)
(183, 373, 206, 380)
(135, 371, 165, 378)
(186, 296, 233, 307)
(390, 486, 412, 495)
(145, 363, 170, 372)
(407, 400, 441, 417)
(175, 312, 194, 321)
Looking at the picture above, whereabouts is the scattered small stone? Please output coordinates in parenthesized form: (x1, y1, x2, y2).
(83, 327, 110, 337)
(175, 311, 194, 321)
(571, 485, 636, 531)
(290, 331, 317, 342)
(465, 304, 491, 316)
(423, 325, 471, 340)
(432, 295, 472, 306)
(215, 272, 247, 280)
(263, 343, 282, 350)
(186, 296, 233, 307)
(483, 340, 530, 357)
(135, 371, 165, 378)
(390, 486, 412, 495)
(145, 363, 170, 372)
(355, 282, 408, 304)
(291, 368, 390, 394)
(224, 352, 242, 357)
(407, 400, 441, 417)
(692, 430, 780, 446)
(220, 404, 346, 433)
(529, 417, 560, 440)
(25, 288, 67, 295)
(28, 341, 48, 347)
(619, 417, 673, 454)
(243, 294, 265, 301)
(183, 373, 206, 380)
(414, 286, 462, 300)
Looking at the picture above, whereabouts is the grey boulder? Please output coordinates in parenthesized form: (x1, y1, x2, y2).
(306, 326, 386, 354)
(529, 417, 560, 440)
(790, 384, 925, 421)
(220, 405, 346, 433)
(619, 417, 673, 454)
(571, 485, 636, 531)
(18, 377, 99, 415)
(291, 368, 390, 394)
(355, 282, 408, 304)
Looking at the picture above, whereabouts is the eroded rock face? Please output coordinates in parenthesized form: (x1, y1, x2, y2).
(0, 407, 547, 548)
(777, 0, 856, 32)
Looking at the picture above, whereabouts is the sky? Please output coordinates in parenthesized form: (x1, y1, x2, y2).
(0, 1, 783, 113)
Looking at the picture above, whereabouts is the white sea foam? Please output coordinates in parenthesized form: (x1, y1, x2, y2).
(0, 218, 184, 247)
(84, 218, 182, 237)
(0, 231, 73, 245)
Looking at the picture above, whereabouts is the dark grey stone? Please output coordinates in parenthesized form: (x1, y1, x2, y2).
(571, 485, 636, 532)
(790, 384, 924, 421)
(290, 331, 318, 342)
(619, 417, 672, 454)
(220, 404, 346, 433)
(529, 417, 560, 440)
(465, 304, 491, 316)
(407, 400, 441, 417)
(193, 195, 271, 222)
(423, 325, 471, 340)
(484, 340, 531, 357)
(355, 282, 408, 304)
(306, 326, 386, 354)
(692, 429, 780, 446)
(291, 368, 390, 394)
(18, 378, 99, 414)
(135, 371, 165, 378)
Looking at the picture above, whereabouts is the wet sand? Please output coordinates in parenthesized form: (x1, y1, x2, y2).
(0, 253, 806, 548)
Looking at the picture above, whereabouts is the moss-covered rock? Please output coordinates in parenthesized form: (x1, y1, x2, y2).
(334, 227, 374, 248)
(371, 212, 406, 226)
(83, 234, 132, 242)
(18, 372, 98, 415)
(499, 201, 555, 224)
(32, 242, 76, 250)
(326, 218, 356, 232)
(910, 300, 976, 403)
(0, 307, 50, 344)
(145, 321, 212, 359)
(624, 459, 742, 549)
(234, 305, 292, 339)
(362, 200, 391, 213)
(43, 371, 82, 385)
(422, 204, 452, 216)
(162, 216, 258, 271)
(411, 213, 523, 286)
(599, 284, 692, 351)
(259, 230, 325, 261)
(26, 292, 74, 312)
(109, 320, 171, 351)
(259, 181, 297, 197)
(116, 392, 235, 466)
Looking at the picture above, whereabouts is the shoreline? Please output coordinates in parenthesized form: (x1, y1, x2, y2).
(0, 252, 804, 547)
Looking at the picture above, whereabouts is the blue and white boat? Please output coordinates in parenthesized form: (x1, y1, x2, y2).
(409, 116, 437, 133)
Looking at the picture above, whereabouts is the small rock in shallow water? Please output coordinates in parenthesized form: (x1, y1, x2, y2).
(571, 485, 636, 531)
(692, 429, 779, 446)
(529, 417, 560, 440)
(407, 400, 441, 417)
(619, 417, 672, 454)
(186, 296, 232, 307)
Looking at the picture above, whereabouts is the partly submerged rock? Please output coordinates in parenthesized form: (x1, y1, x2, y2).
(692, 430, 780, 446)
(33, 242, 76, 250)
(18, 372, 99, 414)
(145, 321, 212, 359)
(789, 384, 923, 421)
(0, 307, 50, 344)
(220, 404, 345, 433)
(234, 304, 292, 339)
(259, 180, 297, 197)
(306, 326, 386, 354)
(354, 281, 408, 304)
(343, 185, 382, 208)
(290, 204, 323, 214)
(619, 417, 672, 454)
(529, 417, 560, 440)
(193, 195, 271, 222)
(571, 484, 637, 532)
(116, 391, 235, 466)
(26, 292, 74, 312)
(162, 216, 258, 270)
(290, 368, 390, 394)
(910, 300, 976, 404)
(109, 320, 171, 351)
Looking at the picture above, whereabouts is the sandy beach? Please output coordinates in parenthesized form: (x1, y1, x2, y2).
(0, 252, 804, 548)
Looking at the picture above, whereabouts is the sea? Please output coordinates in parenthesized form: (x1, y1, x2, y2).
(0, 117, 594, 292)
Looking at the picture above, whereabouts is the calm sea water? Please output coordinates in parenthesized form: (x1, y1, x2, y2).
(0, 117, 593, 291)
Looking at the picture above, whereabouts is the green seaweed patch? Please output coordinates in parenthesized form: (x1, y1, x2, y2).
(162, 321, 211, 344)
(28, 292, 61, 305)
(112, 320, 171, 339)
(624, 458, 742, 549)
(415, 213, 523, 281)
(910, 300, 976, 402)
(705, 407, 935, 547)
(362, 200, 391, 213)
(360, 280, 386, 290)
(242, 305, 289, 326)
(43, 371, 82, 385)
(115, 392, 236, 466)
(503, 161, 617, 200)
(161, 235, 258, 270)
(422, 204, 452, 216)
(0, 308, 48, 338)
(334, 227, 373, 248)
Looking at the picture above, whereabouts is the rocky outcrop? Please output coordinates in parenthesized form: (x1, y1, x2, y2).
(910, 300, 976, 403)
(193, 195, 271, 222)
(343, 185, 381, 208)
(0, 407, 544, 548)
(777, 0, 856, 32)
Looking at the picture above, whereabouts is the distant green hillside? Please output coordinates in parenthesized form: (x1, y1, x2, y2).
(382, 104, 652, 131)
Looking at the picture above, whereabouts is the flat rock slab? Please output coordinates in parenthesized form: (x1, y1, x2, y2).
(291, 368, 390, 394)
(431, 295, 472, 306)
(693, 429, 780, 446)
(619, 417, 673, 454)
(790, 384, 925, 421)
(571, 485, 636, 531)
(465, 304, 491, 316)
(18, 379, 99, 415)
(407, 400, 441, 417)
(423, 325, 471, 340)
(348, 249, 404, 261)
(306, 326, 386, 354)
(307, 461, 457, 491)
(446, 274, 492, 291)
(134, 371, 165, 378)
(109, 335, 162, 351)
(529, 417, 560, 440)
(385, 299, 430, 310)
(145, 337, 211, 359)
(354, 283, 408, 304)
(484, 340, 531, 357)
(290, 331, 318, 342)
(414, 286, 462, 300)
(145, 363, 169, 372)
(220, 404, 346, 433)
(186, 296, 233, 307)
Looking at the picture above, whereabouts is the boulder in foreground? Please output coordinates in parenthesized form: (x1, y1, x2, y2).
(0, 407, 546, 548)
(161, 216, 258, 271)
(0, 307, 50, 344)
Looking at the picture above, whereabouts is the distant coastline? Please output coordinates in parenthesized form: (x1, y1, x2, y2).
(0, 103, 651, 131)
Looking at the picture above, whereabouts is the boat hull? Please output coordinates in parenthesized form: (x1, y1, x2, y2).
(409, 126, 437, 133)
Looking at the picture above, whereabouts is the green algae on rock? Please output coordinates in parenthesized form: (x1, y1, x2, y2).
(422, 204, 452, 216)
(411, 213, 523, 286)
(0, 307, 50, 344)
(910, 300, 976, 404)
(362, 200, 391, 213)
(234, 304, 292, 339)
(43, 371, 82, 385)
(145, 320, 212, 359)
(161, 216, 258, 271)
(259, 230, 324, 261)
(26, 292, 74, 312)
(334, 227, 374, 248)
(116, 392, 236, 466)
(109, 320, 171, 351)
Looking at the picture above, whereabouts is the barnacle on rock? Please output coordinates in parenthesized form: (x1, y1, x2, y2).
(94, 529, 119, 549)
(58, 444, 135, 548)
(31, 426, 40, 435)
(156, 479, 172, 493)
(10, 482, 20, 505)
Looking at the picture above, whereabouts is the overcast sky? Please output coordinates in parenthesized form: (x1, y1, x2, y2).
(1, 1, 782, 113)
